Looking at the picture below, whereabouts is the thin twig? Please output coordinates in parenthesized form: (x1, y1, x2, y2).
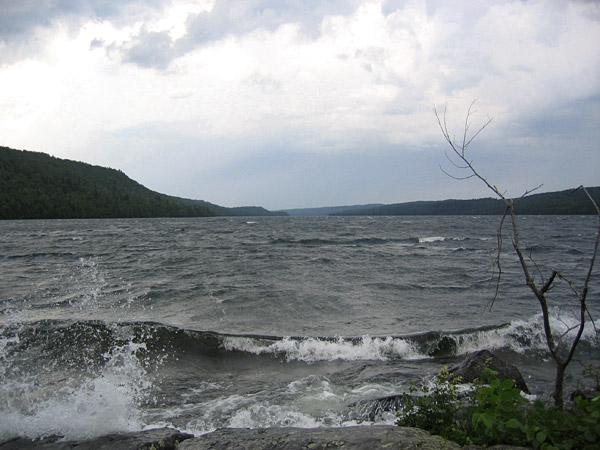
(435, 103, 599, 408)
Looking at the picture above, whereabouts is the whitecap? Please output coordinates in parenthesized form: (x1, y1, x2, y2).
(222, 335, 426, 362)
(0, 341, 152, 442)
(418, 236, 445, 243)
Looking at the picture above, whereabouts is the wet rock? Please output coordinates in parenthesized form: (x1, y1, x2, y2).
(1, 426, 532, 449)
(350, 394, 404, 421)
(571, 387, 599, 401)
(448, 350, 530, 394)
(179, 426, 531, 449)
(178, 426, 463, 449)
(428, 335, 458, 358)
(0, 427, 193, 450)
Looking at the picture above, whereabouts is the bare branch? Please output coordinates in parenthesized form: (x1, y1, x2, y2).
(435, 102, 598, 408)
(587, 310, 599, 339)
(580, 186, 600, 298)
(512, 184, 544, 206)
(558, 322, 580, 341)
(541, 270, 558, 294)
(489, 207, 510, 310)
(434, 102, 503, 202)
(555, 271, 582, 300)
(439, 164, 476, 181)
(444, 150, 471, 170)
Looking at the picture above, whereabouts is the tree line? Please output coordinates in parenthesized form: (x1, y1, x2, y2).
(0, 147, 225, 219)
(333, 188, 600, 216)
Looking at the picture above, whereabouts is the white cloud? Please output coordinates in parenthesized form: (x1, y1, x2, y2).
(0, 0, 599, 209)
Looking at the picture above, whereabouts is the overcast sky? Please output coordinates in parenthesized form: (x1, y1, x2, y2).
(1, 0, 599, 210)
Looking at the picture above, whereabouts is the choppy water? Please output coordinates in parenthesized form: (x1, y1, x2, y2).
(1, 216, 598, 442)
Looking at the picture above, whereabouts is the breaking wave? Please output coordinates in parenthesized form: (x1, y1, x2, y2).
(222, 335, 423, 362)
(1, 308, 597, 441)
(0, 338, 151, 442)
(221, 310, 598, 362)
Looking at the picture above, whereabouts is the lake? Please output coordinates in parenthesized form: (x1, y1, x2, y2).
(1, 215, 598, 441)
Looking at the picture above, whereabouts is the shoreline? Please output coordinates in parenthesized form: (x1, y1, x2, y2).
(0, 426, 530, 450)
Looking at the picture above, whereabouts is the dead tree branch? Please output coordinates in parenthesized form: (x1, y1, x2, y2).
(436, 102, 599, 408)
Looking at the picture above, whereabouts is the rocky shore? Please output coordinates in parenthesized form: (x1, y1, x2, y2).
(0, 426, 530, 450)
(0, 350, 536, 449)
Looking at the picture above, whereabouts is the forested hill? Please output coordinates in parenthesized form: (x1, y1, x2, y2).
(331, 187, 600, 216)
(0, 147, 284, 219)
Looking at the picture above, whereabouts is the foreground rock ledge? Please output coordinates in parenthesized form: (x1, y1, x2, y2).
(179, 426, 529, 449)
(0, 426, 530, 450)
(0, 428, 193, 450)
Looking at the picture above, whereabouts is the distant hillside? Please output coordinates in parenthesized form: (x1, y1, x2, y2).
(174, 197, 287, 217)
(331, 188, 600, 216)
(280, 204, 384, 216)
(0, 147, 284, 219)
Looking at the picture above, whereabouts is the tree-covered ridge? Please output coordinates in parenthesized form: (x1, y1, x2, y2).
(0, 147, 287, 220)
(0, 146, 219, 219)
(332, 188, 600, 216)
(173, 197, 287, 217)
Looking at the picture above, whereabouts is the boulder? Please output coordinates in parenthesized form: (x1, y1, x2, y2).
(178, 426, 463, 450)
(350, 394, 404, 421)
(448, 350, 530, 394)
(0, 426, 531, 449)
(428, 335, 458, 358)
(570, 388, 599, 401)
(0, 427, 193, 450)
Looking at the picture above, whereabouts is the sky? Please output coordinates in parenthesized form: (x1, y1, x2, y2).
(1, 0, 599, 210)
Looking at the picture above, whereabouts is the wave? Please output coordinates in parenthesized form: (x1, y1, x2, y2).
(2, 311, 597, 442)
(418, 236, 445, 243)
(269, 235, 479, 247)
(0, 336, 150, 442)
(4, 251, 77, 259)
(220, 312, 598, 362)
(424, 312, 599, 359)
(3, 311, 597, 368)
(271, 237, 402, 246)
(222, 335, 423, 362)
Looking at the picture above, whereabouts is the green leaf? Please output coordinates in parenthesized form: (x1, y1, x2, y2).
(536, 429, 547, 443)
(500, 378, 515, 389)
(584, 429, 596, 442)
(506, 418, 522, 429)
(481, 413, 494, 429)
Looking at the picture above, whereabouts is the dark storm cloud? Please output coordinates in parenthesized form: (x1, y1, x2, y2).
(0, 0, 164, 61)
(1, 0, 117, 38)
(119, 0, 362, 70)
(182, 0, 360, 44)
(122, 29, 174, 70)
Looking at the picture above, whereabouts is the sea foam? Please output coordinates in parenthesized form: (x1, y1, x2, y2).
(452, 309, 599, 356)
(0, 340, 151, 442)
(222, 335, 424, 362)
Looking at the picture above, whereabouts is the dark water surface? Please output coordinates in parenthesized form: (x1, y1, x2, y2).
(1, 216, 598, 441)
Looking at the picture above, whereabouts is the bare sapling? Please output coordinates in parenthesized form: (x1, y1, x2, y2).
(435, 100, 600, 408)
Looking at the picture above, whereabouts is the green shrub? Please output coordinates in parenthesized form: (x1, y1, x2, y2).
(396, 366, 472, 445)
(396, 367, 600, 449)
(466, 367, 529, 446)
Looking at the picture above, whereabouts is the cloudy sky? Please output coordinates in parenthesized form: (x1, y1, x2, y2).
(1, 0, 599, 210)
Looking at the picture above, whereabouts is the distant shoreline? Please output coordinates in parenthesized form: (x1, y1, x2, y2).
(2, 146, 598, 220)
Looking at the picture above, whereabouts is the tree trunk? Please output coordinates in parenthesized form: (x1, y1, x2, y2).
(553, 363, 566, 409)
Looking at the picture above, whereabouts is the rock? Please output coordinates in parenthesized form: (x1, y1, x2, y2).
(448, 350, 530, 394)
(428, 335, 458, 358)
(0, 426, 531, 449)
(570, 388, 599, 401)
(178, 426, 463, 450)
(350, 394, 404, 421)
(0, 427, 193, 450)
